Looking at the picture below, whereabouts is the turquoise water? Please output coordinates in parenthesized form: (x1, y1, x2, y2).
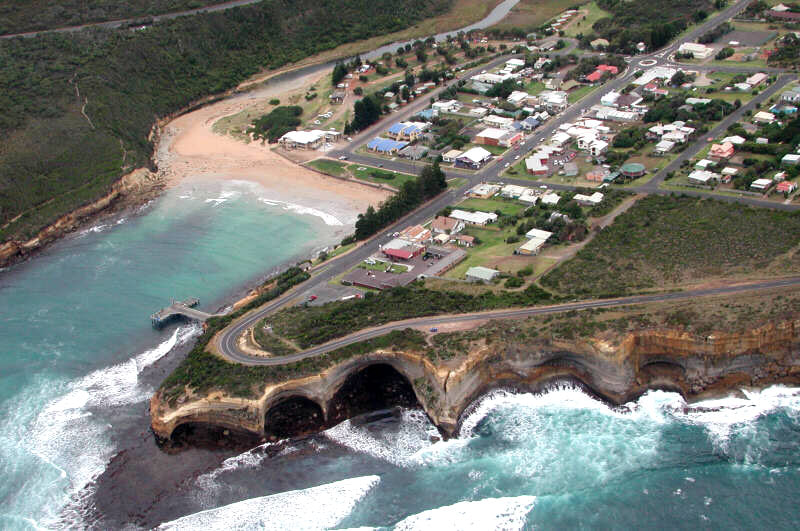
(0, 179, 343, 528)
(163, 386, 800, 530)
(1, 179, 799, 529)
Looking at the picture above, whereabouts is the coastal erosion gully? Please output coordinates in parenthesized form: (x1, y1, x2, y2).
(218, 276, 800, 366)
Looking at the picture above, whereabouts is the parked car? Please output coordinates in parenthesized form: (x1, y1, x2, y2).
(338, 155, 348, 160)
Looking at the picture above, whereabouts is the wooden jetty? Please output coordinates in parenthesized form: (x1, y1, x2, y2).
(151, 297, 214, 327)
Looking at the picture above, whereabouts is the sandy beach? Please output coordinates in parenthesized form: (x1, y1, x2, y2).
(156, 69, 389, 226)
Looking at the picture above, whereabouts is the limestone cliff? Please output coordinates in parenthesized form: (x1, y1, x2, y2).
(150, 320, 800, 445)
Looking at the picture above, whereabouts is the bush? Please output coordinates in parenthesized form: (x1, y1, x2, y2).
(269, 98, 280, 105)
(505, 276, 524, 288)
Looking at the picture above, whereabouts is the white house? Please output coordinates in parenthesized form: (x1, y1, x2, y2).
(432, 99, 461, 113)
(677, 42, 713, 59)
(783, 154, 800, 166)
(751, 178, 773, 191)
(688, 170, 718, 185)
(541, 192, 560, 205)
(753, 111, 776, 124)
(573, 192, 604, 206)
(450, 209, 498, 226)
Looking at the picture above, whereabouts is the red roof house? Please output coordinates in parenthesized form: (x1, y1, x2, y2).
(776, 181, 797, 194)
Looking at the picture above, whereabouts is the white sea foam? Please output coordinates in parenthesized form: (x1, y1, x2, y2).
(324, 409, 439, 467)
(392, 496, 536, 531)
(204, 190, 240, 206)
(19, 324, 201, 527)
(158, 475, 380, 530)
(258, 197, 345, 226)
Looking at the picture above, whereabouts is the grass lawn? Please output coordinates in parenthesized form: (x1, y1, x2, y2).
(347, 164, 417, 188)
(458, 197, 527, 216)
(564, 1, 610, 38)
(447, 177, 469, 189)
(525, 81, 546, 95)
(568, 84, 597, 104)
(358, 261, 408, 274)
(445, 225, 521, 279)
(307, 158, 348, 176)
(541, 195, 800, 298)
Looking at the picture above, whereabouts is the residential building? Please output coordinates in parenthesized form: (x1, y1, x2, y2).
(398, 145, 429, 160)
(381, 238, 425, 260)
(747, 73, 768, 86)
(278, 130, 340, 149)
(525, 156, 548, 176)
(686, 97, 712, 106)
(573, 192, 604, 206)
(562, 162, 578, 176)
(450, 209, 498, 226)
(588, 139, 608, 157)
(455, 147, 493, 169)
(541, 192, 560, 205)
(517, 237, 548, 256)
(432, 99, 461, 113)
(398, 225, 431, 243)
(695, 159, 716, 169)
(654, 140, 676, 154)
(507, 91, 531, 107)
(442, 149, 463, 163)
(468, 183, 501, 198)
(585, 64, 619, 83)
(632, 66, 677, 87)
(386, 121, 428, 141)
(521, 116, 541, 131)
(483, 115, 515, 129)
(366, 137, 408, 154)
(709, 142, 735, 161)
(688, 170, 718, 185)
(722, 135, 746, 145)
(519, 188, 541, 204)
(500, 184, 529, 199)
(783, 154, 800, 166)
(455, 234, 475, 247)
(475, 127, 508, 146)
(753, 111, 776, 124)
(782, 90, 800, 104)
(466, 266, 500, 283)
(329, 90, 346, 104)
(777, 181, 797, 194)
(751, 178, 773, 191)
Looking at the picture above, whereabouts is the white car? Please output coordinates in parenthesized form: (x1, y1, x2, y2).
(339, 155, 348, 160)
(504, 162, 510, 168)
(514, 155, 520, 160)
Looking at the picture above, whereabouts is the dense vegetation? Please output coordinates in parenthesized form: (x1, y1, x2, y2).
(269, 283, 554, 348)
(0, 0, 233, 34)
(354, 160, 447, 239)
(248, 105, 302, 142)
(542, 196, 800, 297)
(579, 0, 718, 53)
(0, 0, 453, 242)
(769, 34, 800, 68)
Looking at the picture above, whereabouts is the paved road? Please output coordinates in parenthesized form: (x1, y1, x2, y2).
(0, 0, 265, 39)
(221, 276, 800, 365)
(217, 0, 800, 364)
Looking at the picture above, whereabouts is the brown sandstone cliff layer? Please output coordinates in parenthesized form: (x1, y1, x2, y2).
(150, 320, 800, 445)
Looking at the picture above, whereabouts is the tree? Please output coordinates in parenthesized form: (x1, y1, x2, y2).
(332, 63, 348, 86)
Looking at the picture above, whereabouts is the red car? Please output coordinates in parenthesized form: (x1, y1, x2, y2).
(308, 295, 317, 301)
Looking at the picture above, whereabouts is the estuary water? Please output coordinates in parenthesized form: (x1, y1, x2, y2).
(0, 179, 346, 529)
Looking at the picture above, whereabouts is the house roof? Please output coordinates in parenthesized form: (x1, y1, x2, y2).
(431, 216, 460, 232)
(458, 147, 493, 164)
(466, 266, 499, 281)
(383, 248, 414, 260)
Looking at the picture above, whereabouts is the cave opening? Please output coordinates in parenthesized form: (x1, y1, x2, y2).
(264, 396, 326, 439)
(327, 363, 419, 425)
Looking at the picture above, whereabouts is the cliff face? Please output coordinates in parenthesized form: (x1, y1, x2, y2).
(0, 168, 163, 268)
(150, 320, 800, 445)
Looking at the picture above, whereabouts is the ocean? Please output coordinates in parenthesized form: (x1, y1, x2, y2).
(1, 178, 799, 529)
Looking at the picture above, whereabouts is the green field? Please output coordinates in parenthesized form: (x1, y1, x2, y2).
(445, 225, 521, 279)
(307, 159, 348, 176)
(568, 85, 597, 104)
(542, 195, 800, 298)
(347, 164, 417, 188)
(458, 197, 527, 216)
(564, 2, 611, 38)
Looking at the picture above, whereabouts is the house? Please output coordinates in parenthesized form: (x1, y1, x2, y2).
(767, 9, 800, 21)
(466, 266, 500, 283)
(677, 42, 713, 59)
(386, 121, 428, 141)
(782, 90, 800, 104)
(777, 181, 797, 194)
(468, 183, 501, 198)
(450, 209, 498, 226)
(747, 73, 768, 86)
(686, 97, 712, 106)
(654, 140, 676, 155)
(399, 145, 429, 160)
(398, 225, 431, 243)
(329, 90, 346, 104)
(586, 168, 610, 182)
(539, 90, 569, 112)
(519, 188, 541, 205)
(500, 184, 529, 199)
(431, 216, 464, 234)
(366, 137, 408, 154)
(573, 192, 604, 206)
(432, 99, 462, 113)
(601, 91, 621, 107)
(644, 83, 669, 98)
(521, 116, 541, 131)
(454, 234, 475, 247)
(433, 233, 450, 246)
(688, 170, 718, 185)
(541, 192, 560, 205)
(278, 130, 327, 150)
(695, 159, 716, 170)
(588, 139, 608, 157)
(721, 167, 738, 183)
(442, 149, 463, 163)
(525, 156, 548, 176)
(586, 64, 619, 83)
(483, 115, 515, 129)
(469, 107, 490, 117)
(506, 58, 525, 70)
(722, 135, 746, 145)
(525, 228, 553, 241)
(507, 91, 532, 107)
(753, 111, 776, 124)
(455, 147, 493, 169)
(518, 237, 547, 256)
(782, 154, 800, 166)
(709, 142, 735, 161)
(751, 178, 773, 191)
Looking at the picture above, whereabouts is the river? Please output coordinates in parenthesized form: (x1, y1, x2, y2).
(2, 0, 800, 528)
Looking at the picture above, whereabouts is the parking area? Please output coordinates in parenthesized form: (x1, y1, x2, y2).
(342, 246, 466, 290)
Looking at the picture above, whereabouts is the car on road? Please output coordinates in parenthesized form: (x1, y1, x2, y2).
(308, 295, 317, 302)
(514, 155, 520, 160)
(338, 155, 348, 160)
(539, 137, 545, 142)
(504, 162, 510, 168)
(430, 327, 438, 333)
(378, 164, 384, 168)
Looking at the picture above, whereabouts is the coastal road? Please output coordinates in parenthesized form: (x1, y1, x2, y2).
(0, 0, 266, 39)
(219, 276, 800, 365)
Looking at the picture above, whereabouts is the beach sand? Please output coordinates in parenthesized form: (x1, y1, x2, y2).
(156, 70, 389, 225)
